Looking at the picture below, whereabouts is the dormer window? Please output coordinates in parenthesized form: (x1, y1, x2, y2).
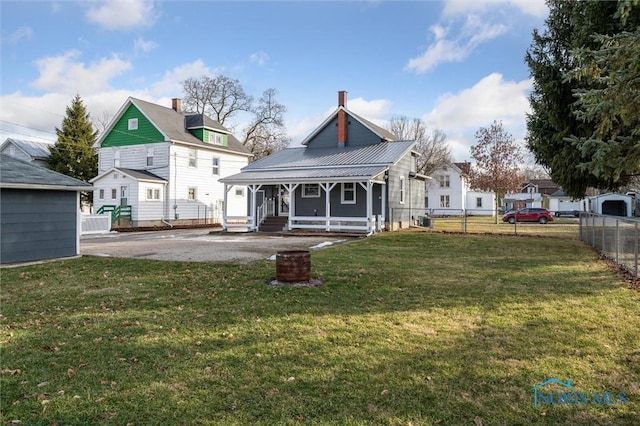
(208, 132, 223, 145)
(128, 118, 138, 130)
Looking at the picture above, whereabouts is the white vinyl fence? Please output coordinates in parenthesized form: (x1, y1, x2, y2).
(81, 213, 112, 235)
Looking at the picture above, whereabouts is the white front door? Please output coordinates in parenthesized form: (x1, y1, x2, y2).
(279, 186, 290, 216)
(120, 185, 129, 206)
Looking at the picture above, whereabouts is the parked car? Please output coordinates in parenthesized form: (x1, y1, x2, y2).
(554, 210, 580, 217)
(502, 208, 554, 224)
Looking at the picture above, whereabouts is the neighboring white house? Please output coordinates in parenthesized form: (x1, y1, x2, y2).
(425, 162, 495, 216)
(0, 138, 51, 167)
(91, 97, 252, 227)
(547, 189, 587, 214)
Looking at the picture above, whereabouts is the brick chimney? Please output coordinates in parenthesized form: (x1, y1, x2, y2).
(171, 98, 182, 113)
(337, 91, 347, 148)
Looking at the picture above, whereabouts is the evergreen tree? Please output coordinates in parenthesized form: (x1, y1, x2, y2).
(47, 95, 98, 204)
(525, 0, 639, 198)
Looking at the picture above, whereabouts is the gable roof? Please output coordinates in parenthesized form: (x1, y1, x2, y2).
(0, 154, 91, 191)
(220, 140, 415, 185)
(96, 97, 251, 157)
(1, 138, 51, 160)
(90, 167, 166, 184)
(300, 106, 398, 146)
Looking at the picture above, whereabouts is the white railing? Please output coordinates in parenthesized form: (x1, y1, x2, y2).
(81, 213, 112, 235)
(290, 216, 372, 232)
(224, 216, 253, 231)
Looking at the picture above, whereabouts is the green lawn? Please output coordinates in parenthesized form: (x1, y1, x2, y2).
(1, 232, 639, 425)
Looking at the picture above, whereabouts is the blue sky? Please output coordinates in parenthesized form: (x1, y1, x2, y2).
(0, 0, 548, 161)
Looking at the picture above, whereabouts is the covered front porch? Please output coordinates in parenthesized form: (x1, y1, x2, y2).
(221, 169, 388, 233)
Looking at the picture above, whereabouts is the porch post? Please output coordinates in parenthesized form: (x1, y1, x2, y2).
(283, 183, 299, 230)
(223, 184, 230, 231)
(249, 185, 258, 231)
(321, 183, 336, 231)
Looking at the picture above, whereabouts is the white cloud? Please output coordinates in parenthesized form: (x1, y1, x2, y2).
(249, 51, 269, 66)
(3, 26, 33, 44)
(32, 50, 132, 94)
(443, 0, 548, 18)
(86, 0, 157, 31)
(424, 73, 531, 130)
(347, 97, 393, 123)
(423, 73, 532, 160)
(134, 36, 158, 53)
(405, 15, 507, 74)
(150, 60, 216, 96)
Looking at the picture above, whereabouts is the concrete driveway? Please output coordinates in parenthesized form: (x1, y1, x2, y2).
(81, 229, 352, 263)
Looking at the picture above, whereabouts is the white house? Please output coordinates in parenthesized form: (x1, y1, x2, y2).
(91, 97, 252, 227)
(425, 162, 495, 216)
(1, 138, 51, 168)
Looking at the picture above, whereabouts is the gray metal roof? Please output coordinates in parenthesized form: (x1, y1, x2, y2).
(221, 140, 414, 184)
(97, 97, 251, 156)
(1, 138, 51, 159)
(245, 140, 414, 170)
(0, 154, 92, 190)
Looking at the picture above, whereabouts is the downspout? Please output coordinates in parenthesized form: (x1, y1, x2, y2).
(162, 180, 173, 227)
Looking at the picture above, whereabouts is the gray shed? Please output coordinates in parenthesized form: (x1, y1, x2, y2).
(0, 154, 92, 264)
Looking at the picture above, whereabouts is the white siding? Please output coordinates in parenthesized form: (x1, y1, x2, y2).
(98, 143, 170, 176)
(167, 145, 248, 222)
(137, 182, 166, 221)
(92, 171, 141, 221)
(426, 165, 466, 215)
(465, 191, 496, 216)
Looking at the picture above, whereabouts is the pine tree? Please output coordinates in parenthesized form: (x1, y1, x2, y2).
(47, 95, 98, 204)
(525, 0, 639, 198)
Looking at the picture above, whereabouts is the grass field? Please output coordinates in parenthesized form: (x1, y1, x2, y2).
(427, 215, 581, 238)
(1, 232, 639, 425)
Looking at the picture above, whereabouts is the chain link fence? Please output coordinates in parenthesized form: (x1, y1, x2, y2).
(579, 213, 639, 278)
(390, 208, 639, 278)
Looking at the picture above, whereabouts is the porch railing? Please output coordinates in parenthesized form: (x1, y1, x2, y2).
(289, 215, 381, 232)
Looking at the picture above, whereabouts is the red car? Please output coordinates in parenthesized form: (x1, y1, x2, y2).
(502, 208, 553, 224)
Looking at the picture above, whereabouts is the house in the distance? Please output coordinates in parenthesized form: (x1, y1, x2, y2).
(91, 97, 251, 227)
(0, 138, 52, 168)
(425, 162, 495, 216)
(503, 179, 561, 211)
(220, 91, 426, 233)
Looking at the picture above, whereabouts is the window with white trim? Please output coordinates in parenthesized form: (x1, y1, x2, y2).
(302, 183, 320, 198)
(208, 132, 223, 145)
(212, 157, 220, 175)
(99, 189, 104, 200)
(188, 187, 196, 201)
(188, 148, 197, 168)
(128, 118, 138, 130)
(476, 197, 482, 208)
(438, 175, 450, 188)
(235, 188, 244, 197)
(440, 195, 450, 208)
(111, 188, 117, 199)
(341, 182, 356, 204)
(146, 147, 154, 166)
(146, 188, 160, 201)
(399, 176, 405, 204)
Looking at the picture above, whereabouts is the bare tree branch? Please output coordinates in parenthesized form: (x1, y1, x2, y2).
(388, 116, 451, 176)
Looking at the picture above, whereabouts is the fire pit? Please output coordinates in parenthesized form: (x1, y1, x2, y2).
(267, 250, 325, 287)
(276, 250, 311, 282)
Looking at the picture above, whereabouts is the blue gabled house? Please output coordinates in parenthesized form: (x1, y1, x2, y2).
(220, 91, 426, 233)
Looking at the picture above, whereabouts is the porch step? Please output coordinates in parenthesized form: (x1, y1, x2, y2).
(259, 215, 288, 233)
